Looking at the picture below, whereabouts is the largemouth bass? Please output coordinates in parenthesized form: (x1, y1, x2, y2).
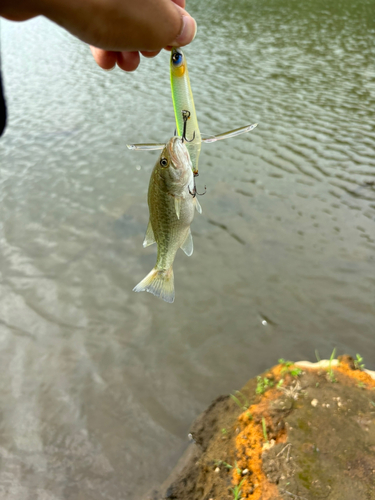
(133, 136, 202, 303)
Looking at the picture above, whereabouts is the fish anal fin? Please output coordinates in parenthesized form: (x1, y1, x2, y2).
(175, 197, 182, 219)
(143, 221, 156, 248)
(133, 267, 175, 303)
(194, 197, 202, 214)
(180, 229, 193, 256)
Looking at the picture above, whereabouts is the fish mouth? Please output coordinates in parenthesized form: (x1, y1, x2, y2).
(167, 137, 189, 167)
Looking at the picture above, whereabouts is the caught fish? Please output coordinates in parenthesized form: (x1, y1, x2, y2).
(127, 48, 258, 168)
(133, 136, 202, 303)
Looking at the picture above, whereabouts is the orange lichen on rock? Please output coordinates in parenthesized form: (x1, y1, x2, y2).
(231, 363, 295, 500)
(335, 355, 375, 388)
(234, 411, 282, 499)
(153, 355, 375, 500)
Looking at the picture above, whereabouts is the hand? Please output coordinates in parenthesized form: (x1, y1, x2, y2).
(90, 0, 196, 72)
(0, 0, 197, 72)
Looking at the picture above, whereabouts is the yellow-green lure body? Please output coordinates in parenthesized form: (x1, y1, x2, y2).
(170, 48, 201, 175)
(127, 49, 257, 160)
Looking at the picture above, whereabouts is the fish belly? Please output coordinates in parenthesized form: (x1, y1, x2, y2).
(149, 189, 194, 271)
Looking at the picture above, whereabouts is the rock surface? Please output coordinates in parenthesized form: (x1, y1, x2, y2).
(145, 355, 375, 500)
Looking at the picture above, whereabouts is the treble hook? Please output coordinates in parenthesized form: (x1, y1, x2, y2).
(188, 173, 207, 198)
(181, 110, 195, 143)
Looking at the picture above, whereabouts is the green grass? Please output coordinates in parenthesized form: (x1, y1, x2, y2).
(354, 353, 365, 371)
(230, 390, 250, 411)
(277, 378, 284, 389)
(214, 459, 232, 469)
(262, 417, 269, 444)
(278, 359, 302, 377)
(230, 479, 245, 500)
(256, 376, 274, 395)
(327, 348, 337, 383)
(234, 461, 241, 476)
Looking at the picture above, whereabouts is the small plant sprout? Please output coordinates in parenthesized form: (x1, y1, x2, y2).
(214, 460, 232, 469)
(230, 479, 245, 500)
(354, 354, 365, 371)
(277, 378, 284, 389)
(230, 391, 250, 411)
(256, 376, 274, 395)
(245, 411, 253, 420)
(315, 350, 321, 363)
(290, 366, 303, 377)
(234, 461, 242, 476)
(327, 348, 337, 383)
(279, 359, 302, 377)
(221, 428, 228, 435)
(358, 382, 366, 389)
(262, 417, 269, 444)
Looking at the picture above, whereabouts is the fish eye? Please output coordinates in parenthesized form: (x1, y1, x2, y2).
(172, 51, 183, 66)
(160, 157, 169, 167)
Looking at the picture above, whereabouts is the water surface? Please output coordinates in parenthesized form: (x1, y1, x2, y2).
(0, 0, 374, 498)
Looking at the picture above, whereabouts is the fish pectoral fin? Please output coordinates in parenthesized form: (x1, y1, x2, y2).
(180, 229, 193, 256)
(133, 267, 175, 303)
(194, 197, 202, 214)
(143, 221, 156, 247)
(174, 197, 182, 219)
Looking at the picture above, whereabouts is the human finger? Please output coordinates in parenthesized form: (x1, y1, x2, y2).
(140, 50, 161, 58)
(90, 46, 117, 70)
(171, 0, 185, 8)
(116, 51, 141, 72)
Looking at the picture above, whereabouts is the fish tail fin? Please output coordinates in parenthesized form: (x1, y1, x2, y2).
(133, 267, 175, 303)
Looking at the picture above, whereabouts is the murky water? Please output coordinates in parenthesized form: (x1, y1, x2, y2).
(0, 0, 374, 498)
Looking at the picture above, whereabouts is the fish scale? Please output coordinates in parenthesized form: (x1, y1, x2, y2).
(133, 137, 201, 303)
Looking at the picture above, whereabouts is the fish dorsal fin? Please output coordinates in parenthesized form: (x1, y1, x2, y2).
(175, 197, 182, 219)
(180, 229, 193, 256)
(143, 221, 156, 247)
(194, 197, 202, 214)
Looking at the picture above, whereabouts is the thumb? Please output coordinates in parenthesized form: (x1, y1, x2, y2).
(167, 4, 197, 48)
(129, 2, 197, 51)
(40, 0, 197, 53)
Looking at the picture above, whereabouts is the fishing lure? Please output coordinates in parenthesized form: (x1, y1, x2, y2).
(127, 48, 257, 175)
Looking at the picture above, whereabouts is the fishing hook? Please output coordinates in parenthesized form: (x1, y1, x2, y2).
(188, 174, 206, 198)
(181, 110, 195, 143)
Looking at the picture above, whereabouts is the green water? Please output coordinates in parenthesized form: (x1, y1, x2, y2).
(0, 0, 374, 498)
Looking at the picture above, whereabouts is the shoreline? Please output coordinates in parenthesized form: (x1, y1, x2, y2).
(145, 355, 375, 500)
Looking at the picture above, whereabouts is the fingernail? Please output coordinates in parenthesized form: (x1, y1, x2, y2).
(173, 15, 197, 46)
